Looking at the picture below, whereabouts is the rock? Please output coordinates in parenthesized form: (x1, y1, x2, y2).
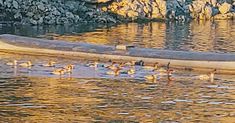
(211, 0, 217, 7)
(213, 13, 233, 19)
(38, 3, 46, 11)
(38, 17, 43, 25)
(82, 0, 112, 3)
(29, 18, 37, 25)
(26, 12, 34, 17)
(12, 0, 18, 9)
(65, 11, 74, 19)
(4, 0, 12, 8)
(52, 9, 61, 16)
(14, 12, 22, 20)
(0, 0, 3, 6)
(205, 5, 213, 19)
(219, 2, 232, 14)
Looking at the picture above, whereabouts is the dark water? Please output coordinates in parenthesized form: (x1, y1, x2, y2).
(0, 53, 235, 122)
(1, 20, 235, 53)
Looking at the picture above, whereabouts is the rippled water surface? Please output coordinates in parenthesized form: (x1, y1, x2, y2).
(0, 53, 235, 122)
(1, 21, 235, 122)
(1, 20, 235, 53)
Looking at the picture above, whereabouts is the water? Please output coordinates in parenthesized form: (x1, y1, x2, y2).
(1, 20, 235, 53)
(0, 53, 235, 122)
(1, 21, 235, 122)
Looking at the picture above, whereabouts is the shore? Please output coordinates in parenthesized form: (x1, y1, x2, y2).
(1, 0, 235, 25)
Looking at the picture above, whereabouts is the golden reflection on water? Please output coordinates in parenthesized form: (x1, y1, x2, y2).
(0, 76, 235, 122)
(42, 20, 235, 53)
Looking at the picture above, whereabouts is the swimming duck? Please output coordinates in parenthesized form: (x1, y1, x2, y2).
(196, 69, 216, 81)
(19, 61, 33, 67)
(105, 62, 118, 70)
(157, 69, 174, 77)
(6, 60, 17, 66)
(120, 68, 135, 75)
(64, 64, 75, 70)
(127, 68, 135, 75)
(145, 74, 158, 81)
(155, 62, 171, 73)
(42, 61, 56, 67)
(64, 64, 74, 73)
(52, 69, 65, 75)
(106, 67, 121, 76)
(143, 62, 159, 70)
(124, 61, 136, 66)
(87, 61, 99, 68)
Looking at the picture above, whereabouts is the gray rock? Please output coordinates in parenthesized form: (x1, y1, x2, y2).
(29, 18, 37, 25)
(14, 12, 22, 20)
(26, 12, 34, 17)
(52, 9, 61, 16)
(38, 3, 46, 11)
(0, 0, 3, 6)
(12, 0, 18, 9)
(66, 11, 74, 19)
(38, 17, 43, 25)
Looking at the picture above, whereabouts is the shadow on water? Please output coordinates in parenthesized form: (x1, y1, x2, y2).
(1, 20, 235, 53)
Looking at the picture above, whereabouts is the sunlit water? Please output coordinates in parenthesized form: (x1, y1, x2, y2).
(1, 21, 235, 122)
(0, 53, 235, 122)
(1, 20, 235, 53)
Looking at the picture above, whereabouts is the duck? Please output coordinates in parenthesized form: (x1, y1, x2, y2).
(6, 60, 17, 66)
(42, 61, 56, 67)
(119, 62, 126, 68)
(87, 61, 99, 68)
(64, 64, 75, 70)
(143, 62, 159, 70)
(120, 68, 135, 75)
(19, 61, 33, 67)
(106, 67, 121, 76)
(127, 68, 135, 75)
(196, 69, 216, 81)
(124, 61, 136, 66)
(64, 64, 74, 73)
(105, 62, 118, 70)
(52, 69, 65, 75)
(145, 74, 158, 81)
(155, 62, 171, 73)
(158, 69, 174, 76)
(135, 60, 144, 66)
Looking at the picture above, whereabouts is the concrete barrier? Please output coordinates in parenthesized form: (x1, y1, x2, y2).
(1, 34, 235, 74)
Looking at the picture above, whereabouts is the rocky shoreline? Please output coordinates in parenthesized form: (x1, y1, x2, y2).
(0, 0, 235, 25)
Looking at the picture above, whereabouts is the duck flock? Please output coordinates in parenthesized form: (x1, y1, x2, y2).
(5, 60, 216, 82)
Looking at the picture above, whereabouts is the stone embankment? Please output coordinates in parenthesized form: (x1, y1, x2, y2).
(0, 0, 235, 25)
